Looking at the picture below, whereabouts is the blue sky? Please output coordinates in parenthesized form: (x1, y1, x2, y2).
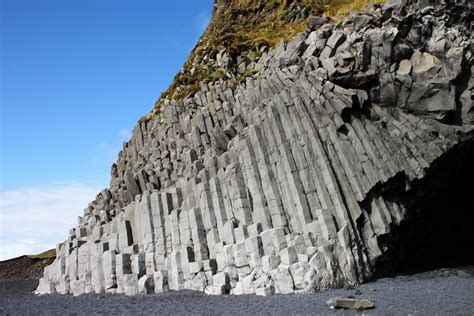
(0, 0, 213, 259)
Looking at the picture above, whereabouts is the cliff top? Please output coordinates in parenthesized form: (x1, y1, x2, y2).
(143, 0, 385, 121)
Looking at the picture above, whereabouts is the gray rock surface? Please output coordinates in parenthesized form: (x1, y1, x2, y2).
(36, 0, 473, 296)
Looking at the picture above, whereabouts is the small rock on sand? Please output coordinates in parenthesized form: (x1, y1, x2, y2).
(326, 296, 375, 310)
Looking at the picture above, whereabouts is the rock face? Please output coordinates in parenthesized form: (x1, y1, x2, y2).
(36, 0, 473, 296)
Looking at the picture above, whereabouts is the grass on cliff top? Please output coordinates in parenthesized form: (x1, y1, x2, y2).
(28, 248, 56, 259)
(325, 0, 386, 20)
(146, 0, 315, 118)
(144, 0, 385, 121)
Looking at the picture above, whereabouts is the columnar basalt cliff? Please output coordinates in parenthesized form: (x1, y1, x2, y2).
(36, 0, 473, 296)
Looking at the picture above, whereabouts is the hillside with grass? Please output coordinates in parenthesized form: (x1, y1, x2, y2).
(0, 250, 56, 281)
(144, 0, 385, 121)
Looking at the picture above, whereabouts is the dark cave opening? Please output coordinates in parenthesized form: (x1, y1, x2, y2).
(375, 138, 474, 276)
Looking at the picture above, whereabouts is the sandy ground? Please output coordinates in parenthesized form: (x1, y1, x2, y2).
(1, 267, 473, 315)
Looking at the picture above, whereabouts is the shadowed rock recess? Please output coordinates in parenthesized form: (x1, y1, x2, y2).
(36, 0, 473, 296)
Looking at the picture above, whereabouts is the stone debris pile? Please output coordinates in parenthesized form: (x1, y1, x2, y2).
(36, 0, 473, 296)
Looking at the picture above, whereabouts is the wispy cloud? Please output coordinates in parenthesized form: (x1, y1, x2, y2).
(168, 37, 195, 52)
(194, 10, 211, 35)
(17, 240, 36, 245)
(0, 181, 100, 260)
(89, 128, 130, 167)
(88, 142, 121, 168)
(119, 128, 131, 140)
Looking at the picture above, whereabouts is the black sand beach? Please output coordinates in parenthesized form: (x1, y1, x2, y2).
(1, 266, 473, 315)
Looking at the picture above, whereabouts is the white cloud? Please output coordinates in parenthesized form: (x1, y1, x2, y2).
(0, 181, 100, 260)
(194, 10, 211, 35)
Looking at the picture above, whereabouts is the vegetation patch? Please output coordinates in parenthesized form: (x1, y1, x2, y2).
(28, 248, 56, 260)
(322, 0, 386, 20)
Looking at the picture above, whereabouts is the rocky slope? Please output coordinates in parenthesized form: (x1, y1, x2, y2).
(36, 0, 473, 296)
(0, 252, 55, 282)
